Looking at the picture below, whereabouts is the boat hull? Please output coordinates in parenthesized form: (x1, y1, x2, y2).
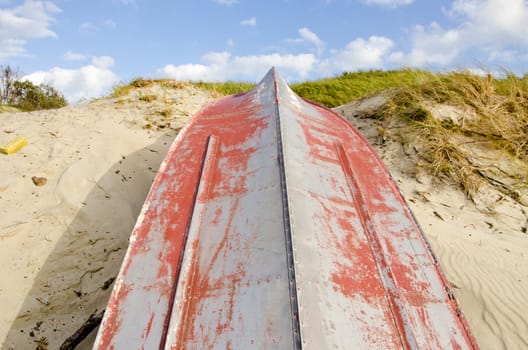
(94, 68, 478, 349)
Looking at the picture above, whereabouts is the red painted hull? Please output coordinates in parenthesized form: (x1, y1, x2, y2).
(94, 68, 478, 349)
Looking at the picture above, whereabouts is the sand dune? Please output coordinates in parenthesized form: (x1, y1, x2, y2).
(0, 83, 527, 349)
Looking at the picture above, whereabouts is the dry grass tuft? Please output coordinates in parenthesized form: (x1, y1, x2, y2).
(378, 71, 528, 203)
(112, 78, 188, 98)
(138, 94, 156, 102)
(158, 108, 173, 118)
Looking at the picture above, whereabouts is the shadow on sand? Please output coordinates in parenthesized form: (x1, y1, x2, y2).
(2, 131, 178, 350)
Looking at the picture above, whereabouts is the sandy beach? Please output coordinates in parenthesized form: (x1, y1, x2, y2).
(1, 82, 527, 349)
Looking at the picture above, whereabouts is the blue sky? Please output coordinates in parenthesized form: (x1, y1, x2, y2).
(2, 0, 528, 102)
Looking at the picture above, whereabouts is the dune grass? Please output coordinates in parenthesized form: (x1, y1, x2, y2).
(291, 69, 437, 107)
(112, 78, 188, 98)
(192, 81, 256, 97)
(376, 71, 528, 203)
(0, 103, 21, 113)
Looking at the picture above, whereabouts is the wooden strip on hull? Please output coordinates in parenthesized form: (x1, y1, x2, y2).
(94, 68, 478, 349)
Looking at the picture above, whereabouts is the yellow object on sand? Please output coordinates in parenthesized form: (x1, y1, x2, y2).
(0, 136, 28, 154)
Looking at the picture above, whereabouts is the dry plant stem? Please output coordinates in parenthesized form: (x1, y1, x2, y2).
(59, 310, 105, 350)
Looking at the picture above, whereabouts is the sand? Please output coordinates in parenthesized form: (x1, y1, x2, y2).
(0, 84, 214, 349)
(1, 84, 527, 349)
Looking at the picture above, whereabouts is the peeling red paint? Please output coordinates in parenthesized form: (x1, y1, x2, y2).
(330, 234, 386, 300)
(143, 313, 156, 340)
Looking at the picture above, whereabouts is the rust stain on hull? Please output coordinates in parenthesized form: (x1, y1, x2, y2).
(94, 68, 479, 349)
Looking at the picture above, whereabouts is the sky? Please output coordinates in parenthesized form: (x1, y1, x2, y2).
(2, 0, 528, 103)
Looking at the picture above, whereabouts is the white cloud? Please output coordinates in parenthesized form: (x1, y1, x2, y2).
(462, 67, 504, 78)
(63, 52, 115, 70)
(63, 51, 87, 62)
(159, 51, 316, 81)
(394, 0, 528, 67)
(104, 19, 117, 28)
(23, 57, 120, 103)
(80, 20, 116, 32)
(323, 36, 395, 72)
(391, 22, 461, 66)
(450, 0, 528, 45)
(91, 56, 115, 69)
(363, 0, 414, 7)
(79, 22, 96, 32)
(227, 38, 235, 47)
(214, 0, 238, 5)
(286, 27, 326, 55)
(298, 27, 325, 55)
(240, 17, 256, 27)
(0, 0, 61, 59)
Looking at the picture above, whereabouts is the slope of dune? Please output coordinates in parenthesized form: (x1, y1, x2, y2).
(0, 83, 214, 349)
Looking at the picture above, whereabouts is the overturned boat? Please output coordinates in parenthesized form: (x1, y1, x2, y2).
(94, 68, 478, 349)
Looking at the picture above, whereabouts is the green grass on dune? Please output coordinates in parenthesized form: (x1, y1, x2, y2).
(0, 103, 21, 113)
(192, 81, 256, 97)
(291, 69, 437, 107)
(112, 78, 257, 99)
